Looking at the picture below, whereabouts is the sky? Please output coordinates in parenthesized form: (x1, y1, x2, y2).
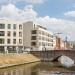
(0, 0, 75, 41)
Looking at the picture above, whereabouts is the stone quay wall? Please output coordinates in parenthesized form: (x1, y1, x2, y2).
(30, 50, 75, 61)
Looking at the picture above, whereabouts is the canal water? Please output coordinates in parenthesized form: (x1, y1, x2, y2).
(0, 62, 75, 75)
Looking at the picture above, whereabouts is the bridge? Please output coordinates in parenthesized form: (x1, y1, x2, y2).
(30, 50, 75, 61)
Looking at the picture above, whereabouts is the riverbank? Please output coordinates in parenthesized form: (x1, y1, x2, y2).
(0, 53, 40, 68)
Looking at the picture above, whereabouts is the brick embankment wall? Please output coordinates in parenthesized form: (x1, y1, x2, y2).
(30, 50, 75, 61)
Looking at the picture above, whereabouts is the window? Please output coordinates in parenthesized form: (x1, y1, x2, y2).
(13, 31, 16, 37)
(51, 39, 53, 42)
(8, 24, 11, 29)
(42, 42, 45, 46)
(39, 42, 42, 46)
(42, 32, 45, 35)
(31, 36, 36, 40)
(0, 39, 4, 44)
(19, 39, 22, 44)
(51, 44, 53, 46)
(19, 24, 22, 29)
(7, 39, 10, 44)
(7, 31, 11, 36)
(13, 24, 16, 29)
(0, 46, 4, 51)
(42, 37, 45, 41)
(0, 24, 5, 29)
(39, 36, 41, 40)
(50, 43, 53, 46)
(31, 42, 36, 46)
(19, 32, 22, 37)
(0, 31, 5, 36)
(49, 39, 53, 42)
(49, 35, 53, 38)
(39, 31, 41, 34)
(13, 39, 16, 44)
(7, 46, 15, 51)
(31, 30, 37, 34)
(18, 46, 22, 51)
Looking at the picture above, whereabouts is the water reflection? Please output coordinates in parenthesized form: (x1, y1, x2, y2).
(0, 62, 75, 75)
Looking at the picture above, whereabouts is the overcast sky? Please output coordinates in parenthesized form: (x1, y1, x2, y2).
(0, 0, 75, 41)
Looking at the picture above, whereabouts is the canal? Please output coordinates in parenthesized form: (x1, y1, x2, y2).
(0, 62, 75, 75)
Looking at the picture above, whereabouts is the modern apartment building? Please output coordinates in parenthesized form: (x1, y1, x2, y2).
(0, 19, 55, 52)
(0, 19, 23, 52)
(23, 21, 54, 51)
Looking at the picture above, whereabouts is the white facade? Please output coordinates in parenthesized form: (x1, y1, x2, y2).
(0, 19, 23, 52)
(23, 21, 54, 51)
(0, 19, 55, 52)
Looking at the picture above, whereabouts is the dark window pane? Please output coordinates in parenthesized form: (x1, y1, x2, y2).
(7, 39, 10, 44)
(31, 30, 37, 34)
(13, 24, 16, 29)
(13, 39, 16, 44)
(7, 31, 11, 36)
(0, 39, 4, 44)
(31, 42, 36, 46)
(0, 46, 4, 52)
(19, 39, 22, 44)
(13, 31, 16, 37)
(8, 24, 11, 29)
(0, 31, 5, 36)
(0, 24, 5, 29)
(31, 36, 36, 40)
(19, 24, 22, 29)
(19, 32, 22, 37)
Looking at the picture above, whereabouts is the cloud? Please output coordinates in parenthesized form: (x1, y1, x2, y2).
(0, 4, 75, 41)
(23, 5, 37, 17)
(0, 0, 46, 5)
(21, 0, 45, 4)
(0, 4, 20, 19)
(37, 16, 66, 25)
(0, 4, 37, 21)
(64, 11, 75, 17)
(36, 16, 75, 41)
(36, 16, 75, 31)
